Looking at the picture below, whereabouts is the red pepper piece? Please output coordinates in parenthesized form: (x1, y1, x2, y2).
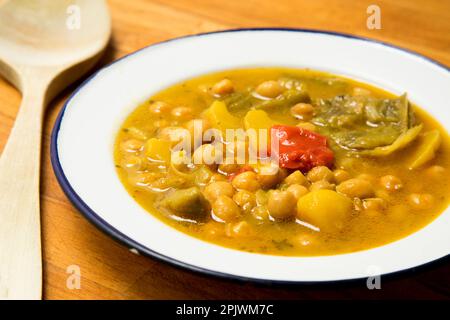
(270, 125, 334, 172)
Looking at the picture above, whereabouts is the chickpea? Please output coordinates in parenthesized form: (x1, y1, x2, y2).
(267, 190, 296, 220)
(204, 181, 235, 202)
(333, 169, 351, 184)
(408, 193, 434, 210)
(233, 190, 257, 214)
(212, 195, 240, 222)
(284, 170, 308, 186)
(310, 180, 335, 191)
(380, 175, 403, 191)
(211, 79, 234, 96)
(121, 139, 144, 152)
(149, 101, 171, 114)
(286, 184, 309, 200)
(290, 103, 314, 121)
(425, 165, 445, 178)
(171, 106, 193, 120)
(336, 178, 374, 198)
(307, 166, 334, 183)
(258, 167, 289, 189)
(226, 221, 254, 237)
(257, 169, 283, 189)
(250, 206, 270, 222)
(255, 80, 283, 98)
(296, 122, 317, 132)
(232, 171, 261, 191)
(193, 166, 213, 186)
(363, 198, 387, 211)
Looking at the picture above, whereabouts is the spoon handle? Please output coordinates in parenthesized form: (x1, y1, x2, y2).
(0, 84, 45, 300)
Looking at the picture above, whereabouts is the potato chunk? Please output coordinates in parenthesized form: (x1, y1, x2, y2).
(145, 138, 171, 163)
(244, 109, 277, 131)
(244, 109, 278, 153)
(408, 130, 441, 170)
(203, 100, 241, 131)
(296, 190, 352, 231)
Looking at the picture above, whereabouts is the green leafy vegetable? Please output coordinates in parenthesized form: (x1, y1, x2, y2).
(356, 124, 422, 157)
(312, 93, 420, 155)
(255, 89, 310, 110)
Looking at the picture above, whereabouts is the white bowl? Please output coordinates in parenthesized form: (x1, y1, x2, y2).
(51, 29, 450, 283)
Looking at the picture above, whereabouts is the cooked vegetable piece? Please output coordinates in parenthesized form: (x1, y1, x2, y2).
(278, 75, 349, 97)
(161, 187, 210, 219)
(312, 94, 416, 152)
(408, 130, 441, 169)
(203, 100, 242, 131)
(270, 125, 334, 171)
(296, 190, 353, 231)
(357, 124, 422, 157)
(222, 91, 256, 112)
(244, 110, 277, 131)
(255, 88, 310, 110)
(145, 138, 171, 162)
(244, 109, 279, 152)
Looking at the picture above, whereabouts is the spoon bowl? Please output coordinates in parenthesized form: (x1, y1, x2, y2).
(0, 0, 110, 299)
(0, 0, 110, 98)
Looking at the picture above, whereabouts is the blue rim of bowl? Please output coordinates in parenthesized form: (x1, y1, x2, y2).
(50, 28, 450, 285)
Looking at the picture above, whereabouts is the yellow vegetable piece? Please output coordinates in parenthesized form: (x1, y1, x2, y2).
(145, 138, 171, 163)
(244, 109, 277, 131)
(203, 100, 242, 132)
(244, 109, 279, 155)
(409, 130, 441, 170)
(297, 190, 353, 231)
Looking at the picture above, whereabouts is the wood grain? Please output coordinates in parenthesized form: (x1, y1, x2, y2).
(0, 0, 449, 300)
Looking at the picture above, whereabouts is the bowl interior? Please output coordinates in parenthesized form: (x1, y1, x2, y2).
(52, 29, 450, 282)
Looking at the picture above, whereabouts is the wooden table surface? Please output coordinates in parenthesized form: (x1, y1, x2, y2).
(1, 0, 449, 300)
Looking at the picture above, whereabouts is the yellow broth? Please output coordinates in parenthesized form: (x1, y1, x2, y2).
(114, 68, 450, 256)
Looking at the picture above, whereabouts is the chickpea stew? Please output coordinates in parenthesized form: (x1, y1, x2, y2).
(114, 68, 450, 256)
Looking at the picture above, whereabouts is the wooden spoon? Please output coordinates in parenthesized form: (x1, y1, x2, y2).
(0, 0, 110, 299)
